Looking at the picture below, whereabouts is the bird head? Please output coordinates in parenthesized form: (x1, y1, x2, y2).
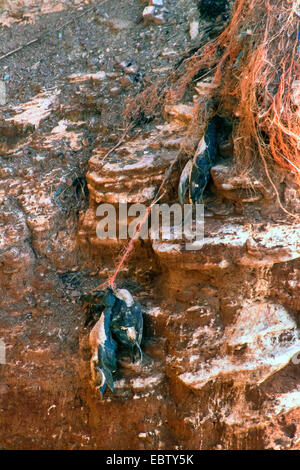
(122, 326, 137, 342)
(120, 326, 143, 362)
(114, 288, 134, 307)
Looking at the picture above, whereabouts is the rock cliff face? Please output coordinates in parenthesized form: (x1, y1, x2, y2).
(0, 0, 299, 450)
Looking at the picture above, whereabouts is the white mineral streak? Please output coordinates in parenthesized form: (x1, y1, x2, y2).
(273, 389, 300, 414)
(7, 91, 59, 128)
(179, 303, 300, 390)
(131, 374, 163, 390)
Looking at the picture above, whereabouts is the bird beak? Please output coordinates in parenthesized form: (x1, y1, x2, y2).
(126, 327, 137, 342)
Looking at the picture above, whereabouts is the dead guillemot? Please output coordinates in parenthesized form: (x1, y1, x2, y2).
(111, 288, 143, 363)
(88, 287, 143, 398)
(89, 290, 117, 398)
(178, 115, 232, 204)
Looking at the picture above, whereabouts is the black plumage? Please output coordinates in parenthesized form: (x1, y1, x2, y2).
(190, 116, 219, 204)
(110, 294, 143, 362)
(178, 115, 232, 204)
(96, 306, 117, 398)
(88, 287, 144, 399)
(198, 0, 229, 19)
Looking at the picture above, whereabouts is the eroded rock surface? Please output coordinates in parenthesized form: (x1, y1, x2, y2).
(0, 0, 299, 450)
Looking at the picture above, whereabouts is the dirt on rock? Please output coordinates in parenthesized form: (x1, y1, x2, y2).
(0, 0, 299, 450)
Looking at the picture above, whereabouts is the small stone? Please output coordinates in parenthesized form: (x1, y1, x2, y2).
(143, 6, 165, 24)
(91, 71, 106, 82)
(0, 167, 13, 178)
(0, 81, 6, 106)
(106, 72, 119, 78)
(149, 0, 163, 5)
(109, 87, 121, 96)
(70, 290, 81, 297)
(161, 48, 177, 57)
(195, 79, 218, 97)
(120, 75, 134, 88)
(123, 64, 138, 75)
(189, 21, 199, 40)
(291, 80, 300, 107)
(31, 61, 40, 71)
(87, 271, 98, 277)
(164, 104, 194, 124)
(114, 59, 127, 70)
(88, 57, 99, 67)
(152, 13, 165, 25)
(143, 5, 155, 19)
(109, 19, 131, 31)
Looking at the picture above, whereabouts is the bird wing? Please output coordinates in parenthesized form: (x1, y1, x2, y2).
(104, 288, 116, 308)
(178, 159, 192, 204)
(189, 118, 219, 203)
(99, 336, 117, 373)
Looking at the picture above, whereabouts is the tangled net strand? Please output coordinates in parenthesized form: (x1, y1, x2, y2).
(164, 0, 300, 187)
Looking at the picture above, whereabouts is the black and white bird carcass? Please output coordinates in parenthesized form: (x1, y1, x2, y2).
(88, 287, 143, 399)
(89, 292, 117, 399)
(110, 288, 143, 363)
(178, 116, 232, 205)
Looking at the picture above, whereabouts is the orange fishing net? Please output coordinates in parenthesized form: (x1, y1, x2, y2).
(171, 0, 300, 183)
